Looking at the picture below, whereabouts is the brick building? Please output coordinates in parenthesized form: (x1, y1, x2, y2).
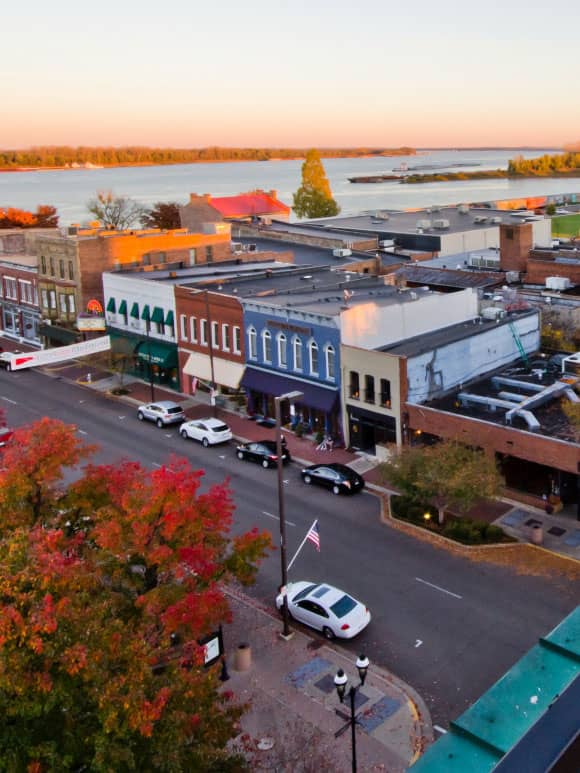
(32, 227, 234, 345)
(175, 287, 245, 396)
(180, 190, 291, 232)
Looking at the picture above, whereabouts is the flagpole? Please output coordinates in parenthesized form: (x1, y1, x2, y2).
(287, 519, 318, 573)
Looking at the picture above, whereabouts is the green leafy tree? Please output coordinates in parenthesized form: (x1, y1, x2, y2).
(0, 418, 271, 772)
(293, 150, 340, 219)
(141, 202, 182, 230)
(380, 440, 502, 525)
(87, 190, 144, 229)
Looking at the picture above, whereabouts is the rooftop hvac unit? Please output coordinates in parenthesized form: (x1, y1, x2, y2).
(546, 276, 571, 291)
(491, 217, 502, 224)
(458, 204, 470, 214)
(481, 307, 506, 321)
(416, 219, 432, 230)
(473, 216, 488, 224)
(248, 243, 257, 252)
(433, 219, 450, 229)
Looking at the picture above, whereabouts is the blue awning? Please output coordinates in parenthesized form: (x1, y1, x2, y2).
(241, 367, 338, 413)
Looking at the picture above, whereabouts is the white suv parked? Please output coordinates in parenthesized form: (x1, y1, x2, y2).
(137, 401, 186, 428)
(180, 417, 232, 447)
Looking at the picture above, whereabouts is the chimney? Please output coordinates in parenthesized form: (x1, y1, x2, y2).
(499, 222, 532, 272)
(189, 193, 212, 204)
(269, 189, 277, 199)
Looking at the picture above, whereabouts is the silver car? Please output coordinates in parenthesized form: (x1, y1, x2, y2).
(137, 401, 186, 428)
(180, 417, 233, 447)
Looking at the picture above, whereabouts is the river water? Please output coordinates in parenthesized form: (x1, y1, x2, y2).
(2, 148, 579, 226)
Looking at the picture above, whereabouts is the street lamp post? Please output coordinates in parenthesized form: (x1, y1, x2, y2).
(204, 290, 217, 418)
(274, 390, 303, 639)
(146, 320, 155, 402)
(333, 655, 370, 773)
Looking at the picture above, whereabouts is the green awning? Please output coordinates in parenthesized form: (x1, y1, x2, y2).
(106, 297, 116, 313)
(130, 302, 140, 319)
(136, 340, 178, 367)
(165, 310, 174, 327)
(151, 307, 164, 324)
(38, 323, 79, 345)
(141, 304, 150, 321)
(118, 300, 127, 315)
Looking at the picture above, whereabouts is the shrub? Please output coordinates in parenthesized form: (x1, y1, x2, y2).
(315, 430, 325, 446)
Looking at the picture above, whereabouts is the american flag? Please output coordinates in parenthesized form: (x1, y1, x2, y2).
(306, 520, 320, 552)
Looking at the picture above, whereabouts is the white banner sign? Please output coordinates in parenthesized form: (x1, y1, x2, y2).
(3, 335, 111, 371)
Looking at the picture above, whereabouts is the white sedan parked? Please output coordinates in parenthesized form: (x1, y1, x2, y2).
(179, 417, 233, 447)
(276, 581, 371, 639)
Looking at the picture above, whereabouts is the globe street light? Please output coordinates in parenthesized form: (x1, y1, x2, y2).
(333, 655, 370, 773)
(274, 390, 303, 639)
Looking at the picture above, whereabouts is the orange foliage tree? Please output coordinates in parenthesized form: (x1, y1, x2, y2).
(0, 205, 59, 229)
(0, 418, 271, 771)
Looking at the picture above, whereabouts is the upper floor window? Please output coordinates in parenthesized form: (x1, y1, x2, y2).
(325, 344, 336, 380)
(205, 246, 213, 262)
(380, 378, 392, 408)
(233, 325, 241, 354)
(67, 294, 75, 313)
(180, 314, 188, 341)
(277, 333, 287, 368)
(59, 259, 65, 279)
(4, 277, 17, 300)
(190, 316, 198, 343)
(293, 336, 303, 371)
(222, 323, 230, 351)
(248, 326, 257, 359)
(211, 320, 219, 349)
(41, 255, 47, 273)
(49, 257, 55, 276)
(349, 371, 360, 399)
(68, 261, 74, 280)
(262, 329, 272, 363)
(200, 318, 208, 346)
(309, 340, 319, 375)
(364, 374, 375, 404)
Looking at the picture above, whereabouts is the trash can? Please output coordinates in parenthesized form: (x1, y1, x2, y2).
(531, 525, 543, 546)
(233, 643, 252, 671)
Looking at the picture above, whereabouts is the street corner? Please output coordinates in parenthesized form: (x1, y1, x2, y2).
(283, 652, 426, 767)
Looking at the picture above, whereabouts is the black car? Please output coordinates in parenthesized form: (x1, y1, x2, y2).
(301, 463, 364, 495)
(236, 440, 291, 469)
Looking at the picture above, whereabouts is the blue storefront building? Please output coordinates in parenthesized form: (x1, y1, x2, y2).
(240, 299, 342, 439)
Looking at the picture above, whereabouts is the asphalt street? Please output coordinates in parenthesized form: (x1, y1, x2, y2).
(1, 368, 578, 728)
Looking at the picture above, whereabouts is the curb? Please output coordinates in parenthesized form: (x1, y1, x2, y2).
(224, 585, 434, 753)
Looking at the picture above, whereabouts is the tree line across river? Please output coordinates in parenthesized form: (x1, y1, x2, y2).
(0, 145, 416, 169)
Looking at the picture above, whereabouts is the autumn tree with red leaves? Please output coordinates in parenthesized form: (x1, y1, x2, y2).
(0, 418, 271, 772)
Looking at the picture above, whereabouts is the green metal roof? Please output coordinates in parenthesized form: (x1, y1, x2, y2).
(411, 606, 580, 772)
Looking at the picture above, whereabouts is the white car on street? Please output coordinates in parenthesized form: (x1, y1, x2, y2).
(137, 401, 186, 428)
(276, 581, 371, 639)
(179, 417, 233, 447)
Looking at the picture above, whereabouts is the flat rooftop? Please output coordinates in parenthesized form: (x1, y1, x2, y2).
(422, 353, 579, 442)
(394, 264, 503, 289)
(110, 260, 292, 284)
(312, 206, 541, 236)
(379, 309, 536, 357)
(0, 253, 37, 269)
(236, 236, 365, 267)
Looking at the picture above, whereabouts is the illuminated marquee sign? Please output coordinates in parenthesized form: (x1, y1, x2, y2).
(86, 299, 104, 314)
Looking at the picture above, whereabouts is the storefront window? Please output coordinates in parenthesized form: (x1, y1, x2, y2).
(349, 371, 360, 399)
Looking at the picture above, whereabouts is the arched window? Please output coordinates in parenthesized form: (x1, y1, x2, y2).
(325, 344, 336, 380)
(293, 336, 303, 371)
(247, 326, 257, 359)
(277, 333, 287, 367)
(309, 340, 319, 375)
(262, 329, 272, 363)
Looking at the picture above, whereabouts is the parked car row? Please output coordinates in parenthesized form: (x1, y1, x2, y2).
(136, 402, 365, 495)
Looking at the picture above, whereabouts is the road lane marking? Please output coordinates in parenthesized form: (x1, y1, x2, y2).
(118, 416, 126, 420)
(79, 400, 85, 404)
(152, 462, 162, 468)
(78, 430, 88, 435)
(261, 511, 296, 527)
(219, 455, 226, 459)
(434, 725, 448, 735)
(1, 397, 17, 405)
(415, 639, 423, 648)
(165, 433, 172, 438)
(415, 577, 462, 599)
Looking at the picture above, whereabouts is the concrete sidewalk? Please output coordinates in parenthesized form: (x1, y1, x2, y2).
(222, 586, 432, 772)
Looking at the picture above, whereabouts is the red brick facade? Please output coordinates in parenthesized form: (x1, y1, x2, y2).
(406, 403, 579, 475)
(499, 222, 533, 272)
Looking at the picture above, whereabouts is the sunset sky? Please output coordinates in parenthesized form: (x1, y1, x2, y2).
(3, 0, 579, 149)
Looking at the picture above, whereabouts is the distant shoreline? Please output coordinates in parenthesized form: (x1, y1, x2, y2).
(0, 148, 417, 174)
